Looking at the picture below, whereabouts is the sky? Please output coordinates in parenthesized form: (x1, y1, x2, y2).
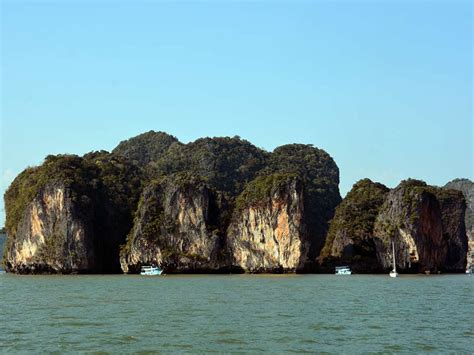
(1, 0, 472, 227)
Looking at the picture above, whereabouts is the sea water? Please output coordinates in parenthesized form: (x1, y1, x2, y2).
(0, 273, 472, 353)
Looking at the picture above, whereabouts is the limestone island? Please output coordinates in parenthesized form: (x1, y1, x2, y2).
(2, 131, 473, 274)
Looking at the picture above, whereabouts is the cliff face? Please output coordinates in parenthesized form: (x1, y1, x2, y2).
(443, 179, 473, 270)
(120, 175, 224, 273)
(262, 144, 342, 259)
(3, 153, 142, 273)
(443, 179, 473, 238)
(318, 179, 389, 273)
(227, 175, 307, 272)
(4, 183, 95, 273)
(373, 180, 446, 273)
(430, 188, 467, 272)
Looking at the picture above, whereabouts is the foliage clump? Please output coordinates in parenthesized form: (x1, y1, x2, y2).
(152, 136, 269, 197)
(263, 144, 341, 218)
(112, 130, 179, 166)
(319, 178, 389, 261)
(235, 173, 299, 211)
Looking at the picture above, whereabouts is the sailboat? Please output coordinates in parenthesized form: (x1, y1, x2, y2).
(390, 241, 399, 278)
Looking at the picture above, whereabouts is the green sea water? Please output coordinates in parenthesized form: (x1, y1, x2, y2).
(0, 273, 472, 353)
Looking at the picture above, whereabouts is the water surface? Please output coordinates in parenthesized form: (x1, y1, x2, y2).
(0, 273, 472, 353)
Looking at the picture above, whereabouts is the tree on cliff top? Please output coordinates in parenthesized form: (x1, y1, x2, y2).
(112, 130, 179, 166)
(264, 143, 341, 224)
(151, 136, 269, 197)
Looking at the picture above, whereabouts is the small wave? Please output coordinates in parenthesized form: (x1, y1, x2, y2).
(216, 338, 247, 345)
(311, 323, 345, 331)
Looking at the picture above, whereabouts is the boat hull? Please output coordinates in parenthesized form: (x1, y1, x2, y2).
(140, 270, 163, 275)
(140, 266, 163, 276)
(335, 266, 352, 275)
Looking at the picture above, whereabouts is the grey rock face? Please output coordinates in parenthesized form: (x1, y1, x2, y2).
(226, 177, 308, 272)
(120, 177, 223, 273)
(4, 183, 95, 273)
(443, 179, 473, 237)
(373, 180, 446, 273)
(431, 188, 467, 272)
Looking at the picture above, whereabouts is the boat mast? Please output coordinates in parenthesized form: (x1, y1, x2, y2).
(392, 241, 397, 273)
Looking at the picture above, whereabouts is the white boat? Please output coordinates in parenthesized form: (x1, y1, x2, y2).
(335, 266, 352, 275)
(390, 242, 399, 278)
(140, 265, 163, 276)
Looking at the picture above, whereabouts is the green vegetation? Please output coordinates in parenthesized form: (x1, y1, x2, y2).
(265, 144, 339, 184)
(235, 173, 299, 211)
(319, 179, 389, 261)
(400, 179, 427, 203)
(107, 135, 339, 220)
(114, 133, 269, 197)
(151, 136, 269, 197)
(112, 130, 179, 166)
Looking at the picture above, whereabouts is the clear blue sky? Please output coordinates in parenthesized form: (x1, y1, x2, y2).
(1, 0, 472, 227)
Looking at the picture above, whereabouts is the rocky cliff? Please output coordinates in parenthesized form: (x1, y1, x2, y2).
(4, 183, 95, 273)
(428, 187, 467, 272)
(318, 179, 389, 273)
(373, 181, 444, 273)
(226, 174, 307, 272)
(3, 153, 142, 273)
(120, 174, 225, 273)
(320, 179, 467, 274)
(443, 179, 473, 270)
(373, 180, 458, 273)
(443, 179, 473, 238)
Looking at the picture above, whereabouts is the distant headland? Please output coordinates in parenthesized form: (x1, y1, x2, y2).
(2, 131, 473, 274)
